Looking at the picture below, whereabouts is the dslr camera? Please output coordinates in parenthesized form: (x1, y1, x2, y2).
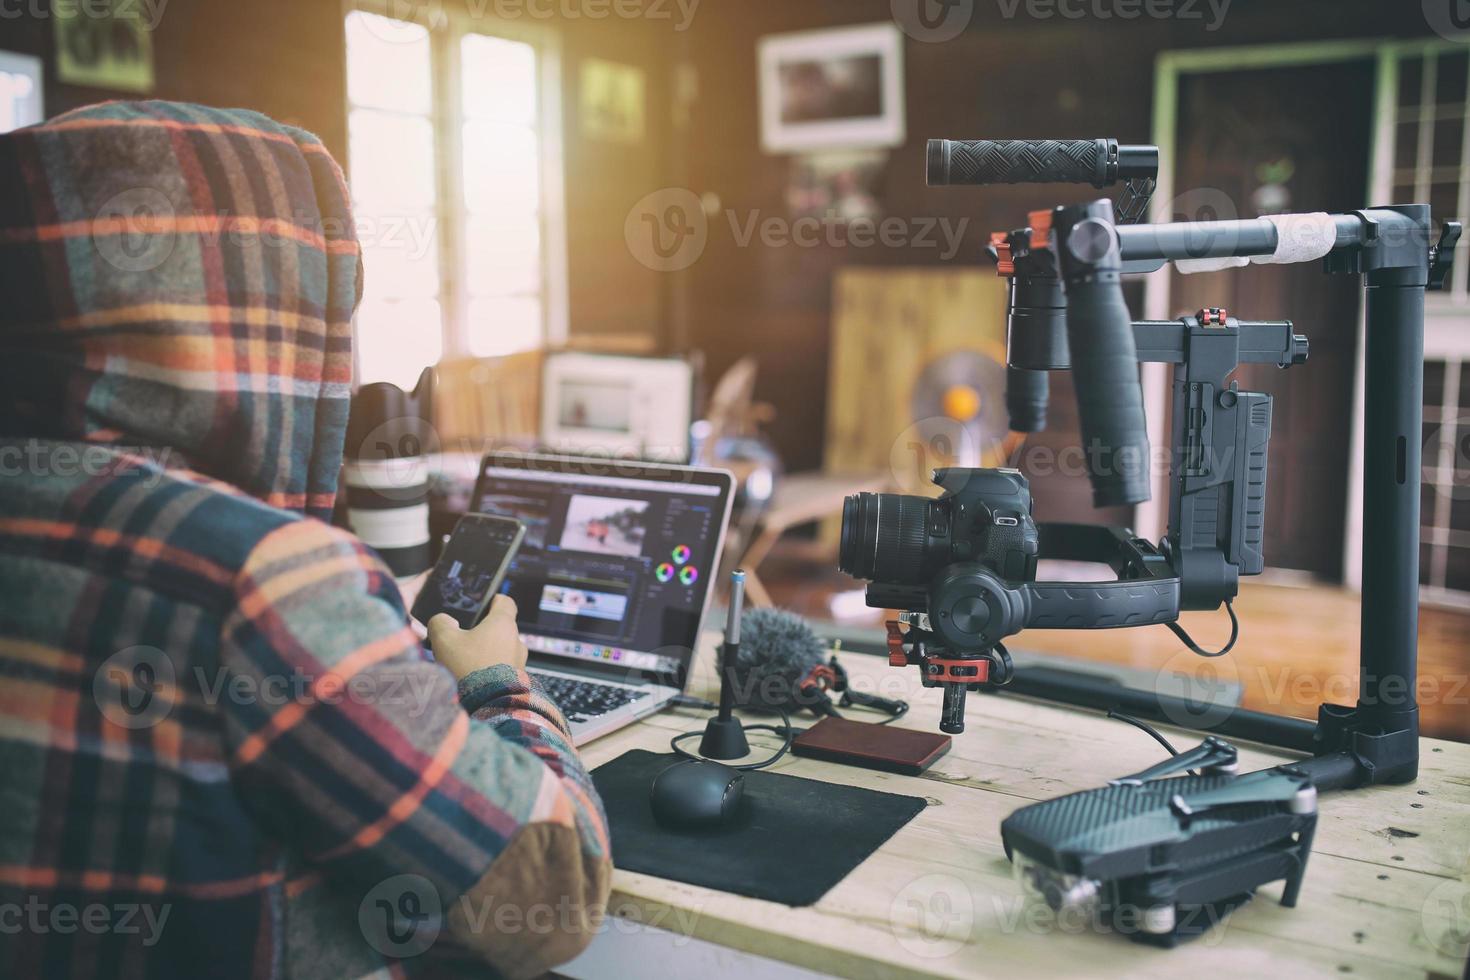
(840, 467, 1039, 623)
(839, 463, 1183, 734)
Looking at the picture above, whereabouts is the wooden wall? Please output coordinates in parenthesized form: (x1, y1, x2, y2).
(4, 0, 1444, 536)
(4, 0, 350, 153)
(664, 0, 1429, 498)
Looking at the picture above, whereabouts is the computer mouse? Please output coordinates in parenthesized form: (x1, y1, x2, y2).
(649, 760, 745, 829)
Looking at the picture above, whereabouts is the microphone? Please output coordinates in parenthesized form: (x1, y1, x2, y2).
(730, 607, 836, 716)
(697, 570, 752, 760)
(677, 574, 799, 769)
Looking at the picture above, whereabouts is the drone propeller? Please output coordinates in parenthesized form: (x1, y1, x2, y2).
(1169, 768, 1317, 818)
(1110, 736, 1238, 786)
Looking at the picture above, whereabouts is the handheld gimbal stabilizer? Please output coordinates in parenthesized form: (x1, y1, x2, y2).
(841, 213, 1308, 733)
(841, 139, 1460, 787)
(840, 139, 1172, 734)
(838, 137, 1459, 944)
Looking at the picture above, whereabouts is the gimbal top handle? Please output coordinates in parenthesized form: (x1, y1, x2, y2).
(927, 138, 1158, 188)
(1045, 200, 1152, 508)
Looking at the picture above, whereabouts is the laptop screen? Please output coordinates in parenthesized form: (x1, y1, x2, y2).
(469, 454, 734, 688)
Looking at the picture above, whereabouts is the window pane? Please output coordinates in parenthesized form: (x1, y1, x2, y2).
(461, 34, 537, 126)
(1447, 544, 1470, 592)
(1433, 117, 1465, 171)
(0, 54, 42, 133)
(462, 121, 539, 214)
(466, 296, 542, 357)
(465, 214, 540, 296)
(346, 12, 432, 115)
(350, 109, 438, 211)
(1394, 120, 1420, 172)
(356, 297, 443, 389)
(1399, 57, 1424, 109)
(360, 213, 441, 300)
(1438, 51, 1469, 105)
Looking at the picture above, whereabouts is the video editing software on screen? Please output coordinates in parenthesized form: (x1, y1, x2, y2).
(473, 465, 722, 677)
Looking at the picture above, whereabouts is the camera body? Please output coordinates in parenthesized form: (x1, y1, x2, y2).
(840, 467, 1039, 606)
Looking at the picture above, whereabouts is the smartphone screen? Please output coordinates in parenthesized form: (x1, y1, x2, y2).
(411, 514, 526, 629)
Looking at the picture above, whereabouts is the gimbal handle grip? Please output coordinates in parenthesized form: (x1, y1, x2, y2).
(927, 139, 1157, 188)
(1026, 579, 1180, 631)
(1054, 201, 1153, 507)
(1006, 365, 1049, 433)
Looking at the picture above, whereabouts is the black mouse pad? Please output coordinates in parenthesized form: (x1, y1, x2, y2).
(591, 749, 928, 907)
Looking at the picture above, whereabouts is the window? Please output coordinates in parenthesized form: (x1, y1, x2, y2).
(1422, 361, 1470, 597)
(345, 9, 565, 390)
(1390, 47, 1470, 303)
(1383, 42, 1470, 605)
(1154, 39, 1470, 605)
(0, 51, 43, 133)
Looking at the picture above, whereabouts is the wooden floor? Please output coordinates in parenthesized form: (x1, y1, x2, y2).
(759, 540, 1470, 744)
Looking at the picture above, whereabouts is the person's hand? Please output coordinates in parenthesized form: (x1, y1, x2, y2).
(428, 595, 529, 681)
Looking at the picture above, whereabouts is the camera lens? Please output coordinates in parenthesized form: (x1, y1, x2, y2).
(838, 492, 930, 583)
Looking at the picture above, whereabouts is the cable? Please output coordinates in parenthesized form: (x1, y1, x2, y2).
(1107, 709, 1181, 757)
(842, 698, 908, 725)
(1106, 709, 1198, 776)
(1166, 599, 1239, 658)
(988, 643, 1015, 685)
(669, 705, 796, 771)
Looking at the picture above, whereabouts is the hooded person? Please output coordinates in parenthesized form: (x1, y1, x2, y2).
(0, 101, 611, 979)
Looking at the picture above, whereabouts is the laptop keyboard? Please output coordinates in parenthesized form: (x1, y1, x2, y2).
(529, 671, 649, 724)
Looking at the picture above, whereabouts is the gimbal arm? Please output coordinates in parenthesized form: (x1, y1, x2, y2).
(925, 137, 1162, 438)
(1045, 201, 1461, 785)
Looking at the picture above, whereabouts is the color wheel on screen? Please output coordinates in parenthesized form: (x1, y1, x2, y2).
(672, 544, 692, 565)
(678, 565, 698, 586)
(655, 562, 676, 583)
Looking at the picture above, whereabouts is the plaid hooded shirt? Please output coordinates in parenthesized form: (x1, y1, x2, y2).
(0, 101, 611, 980)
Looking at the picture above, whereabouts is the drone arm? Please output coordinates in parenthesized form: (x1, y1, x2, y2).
(1110, 736, 1238, 785)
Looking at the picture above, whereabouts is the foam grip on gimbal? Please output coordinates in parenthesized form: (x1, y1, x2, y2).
(1063, 277, 1152, 507)
(1026, 580, 1180, 630)
(926, 139, 1108, 187)
(1005, 366, 1049, 433)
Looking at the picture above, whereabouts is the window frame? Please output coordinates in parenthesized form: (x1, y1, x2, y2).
(1373, 39, 1470, 610)
(1149, 37, 1470, 609)
(346, 1, 569, 381)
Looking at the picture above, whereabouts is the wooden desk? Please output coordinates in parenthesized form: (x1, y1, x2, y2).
(574, 632, 1470, 979)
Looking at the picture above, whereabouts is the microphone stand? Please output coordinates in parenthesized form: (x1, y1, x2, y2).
(698, 569, 751, 760)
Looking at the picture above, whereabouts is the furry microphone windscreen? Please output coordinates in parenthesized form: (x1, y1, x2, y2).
(730, 607, 828, 711)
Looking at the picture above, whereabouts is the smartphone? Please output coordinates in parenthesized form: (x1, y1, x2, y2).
(410, 514, 526, 629)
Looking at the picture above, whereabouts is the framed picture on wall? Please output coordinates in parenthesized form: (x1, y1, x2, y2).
(53, 0, 155, 93)
(758, 22, 905, 154)
(580, 58, 646, 144)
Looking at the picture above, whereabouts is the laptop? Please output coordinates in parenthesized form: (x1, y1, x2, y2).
(468, 453, 735, 744)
